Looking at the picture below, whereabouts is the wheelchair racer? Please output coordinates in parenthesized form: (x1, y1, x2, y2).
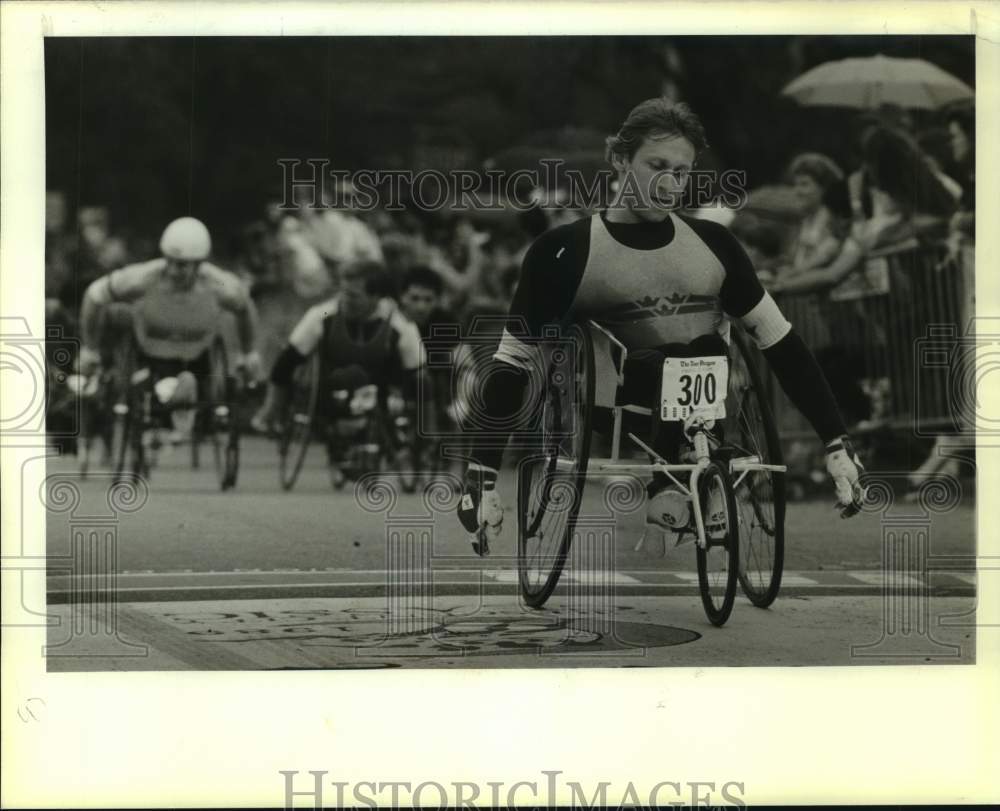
(78, 217, 261, 442)
(458, 98, 866, 554)
(252, 260, 427, 482)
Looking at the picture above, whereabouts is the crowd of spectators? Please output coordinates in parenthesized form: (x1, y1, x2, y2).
(725, 104, 976, 491)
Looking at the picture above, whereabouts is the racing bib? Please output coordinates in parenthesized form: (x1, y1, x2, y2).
(660, 355, 728, 422)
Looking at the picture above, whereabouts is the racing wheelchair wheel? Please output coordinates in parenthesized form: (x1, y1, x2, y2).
(278, 352, 320, 491)
(387, 394, 421, 495)
(517, 323, 594, 609)
(726, 327, 786, 608)
(695, 459, 740, 627)
(205, 338, 241, 491)
(109, 339, 148, 485)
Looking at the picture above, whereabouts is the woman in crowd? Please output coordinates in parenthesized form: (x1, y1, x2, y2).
(771, 125, 955, 296)
(779, 152, 846, 279)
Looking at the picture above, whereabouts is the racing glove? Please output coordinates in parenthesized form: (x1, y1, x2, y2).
(825, 435, 866, 519)
(457, 463, 504, 556)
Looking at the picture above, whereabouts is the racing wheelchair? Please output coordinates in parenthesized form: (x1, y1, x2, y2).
(516, 320, 786, 626)
(107, 335, 248, 490)
(276, 357, 422, 494)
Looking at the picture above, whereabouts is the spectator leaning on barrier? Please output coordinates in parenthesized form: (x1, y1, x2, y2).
(770, 126, 955, 296)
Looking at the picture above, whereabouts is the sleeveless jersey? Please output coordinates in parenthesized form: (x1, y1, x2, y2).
(571, 213, 726, 348)
(91, 258, 249, 361)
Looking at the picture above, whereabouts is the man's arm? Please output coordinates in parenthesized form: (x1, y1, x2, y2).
(251, 300, 331, 432)
(78, 262, 157, 371)
(233, 295, 260, 355)
(686, 216, 865, 516)
(457, 221, 590, 549)
(79, 281, 107, 356)
(207, 265, 262, 358)
(464, 220, 590, 472)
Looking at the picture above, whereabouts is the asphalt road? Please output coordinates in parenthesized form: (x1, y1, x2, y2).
(44, 436, 977, 669)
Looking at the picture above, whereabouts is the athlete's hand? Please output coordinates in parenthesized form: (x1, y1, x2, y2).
(457, 464, 504, 556)
(235, 350, 262, 382)
(825, 435, 866, 519)
(76, 346, 101, 377)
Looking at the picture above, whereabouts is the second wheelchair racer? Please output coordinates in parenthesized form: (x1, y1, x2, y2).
(252, 260, 428, 483)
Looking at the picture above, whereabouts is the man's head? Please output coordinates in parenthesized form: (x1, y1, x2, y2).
(399, 266, 444, 328)
(160, 216, 211, 290)
(339, 260, 395, 321)
(605, 98, 708, 221)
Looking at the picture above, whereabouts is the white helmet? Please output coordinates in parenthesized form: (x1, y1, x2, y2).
(160, 216, 211, 261)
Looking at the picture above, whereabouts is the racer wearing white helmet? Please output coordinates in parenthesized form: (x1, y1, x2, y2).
(77, 217, 262, 428)
(159, 216, 213, 290)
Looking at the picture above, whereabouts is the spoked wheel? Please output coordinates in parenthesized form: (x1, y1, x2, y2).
(390, 404, 420, 495)
(206, 339, 240, 491)
(191, 431, 201, 469)
(726, 327, 786, 608)
(279, 353, 320, 491)
(77, 389, 100, 479)
(110, 402, 133, 485)
(78, 378, 115, 479)
(517, 324, 594, 609)
(110, 342, 145, 485)
(695, 460, 739, 627)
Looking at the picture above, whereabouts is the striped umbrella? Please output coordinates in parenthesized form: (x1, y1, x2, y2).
(782, 54, 973, 110)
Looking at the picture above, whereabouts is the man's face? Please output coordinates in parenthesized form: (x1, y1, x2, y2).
(164, 259, 200, 290)
(613, 134, 696, 222)
(400, 284, 438, 327)
(340, 269, 379, 320)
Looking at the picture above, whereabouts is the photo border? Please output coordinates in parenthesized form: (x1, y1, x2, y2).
(2, 1, 998, 806)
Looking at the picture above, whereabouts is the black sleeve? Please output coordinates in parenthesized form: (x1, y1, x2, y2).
(467, 218, 590, 471)
(506, 217, 591, 334)
(270, 344, 307, 387)
(680, 215, 766, 318)
(762, 329, 848, 444)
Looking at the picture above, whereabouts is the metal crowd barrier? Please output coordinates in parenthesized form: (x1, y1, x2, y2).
(765, 237, 974, 443)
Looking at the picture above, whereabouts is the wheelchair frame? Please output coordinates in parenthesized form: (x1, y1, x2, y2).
(517, 319, 787, 625)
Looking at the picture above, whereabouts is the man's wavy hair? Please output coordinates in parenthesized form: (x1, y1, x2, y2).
(605, 98, 709, 164)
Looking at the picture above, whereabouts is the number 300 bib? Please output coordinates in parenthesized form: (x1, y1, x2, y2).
(660, 355, 728, 422)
